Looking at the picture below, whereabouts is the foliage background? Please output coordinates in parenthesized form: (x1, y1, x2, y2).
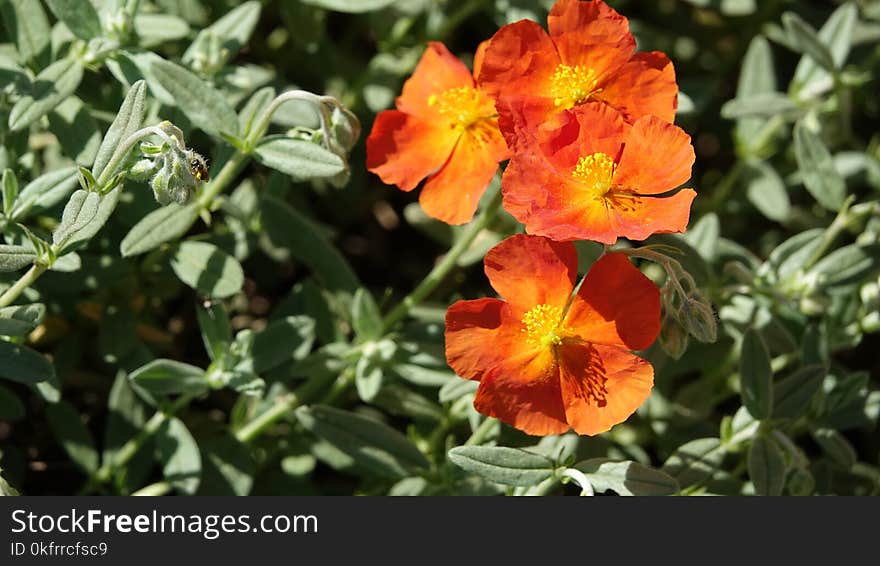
(0, 0, 879, 496)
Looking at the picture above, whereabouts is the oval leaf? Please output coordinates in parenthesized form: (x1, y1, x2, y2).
(129, 359, 207, 395)
(254, 136, 346, 181)
(0, 341, 54, 385)
(120, 202, 200, 257)
(740, 329, 773, 419)
(170, 241, 244, 299)
(448, 446, 555, 487)
(748, 436, 786, 496)
(573, 458, 679, 496)
(46, 400, 99, 474)
(151, 59, 239, 139)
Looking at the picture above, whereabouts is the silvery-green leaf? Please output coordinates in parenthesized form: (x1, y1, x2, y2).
(438, 378, 478, 403)
(196, 302, 231, 361)
(182, 1, 261, 68)
(448, 446, 555, 487)
(299, 0, 396, 13)
(134, 14, 190, 48)
(748, 436, 786, 496)
(53, 190, 100, 246)
(10, 166, 79, 220)
(773, 365, 825, 419)
(170, 241, 245, 299)
(47, 97, 101, 166)
(0, 245, 36, 272)
(0, 303, 45, 336)
(9, 58, 84, 131)
(811, 428, 856, 468)
(809, 244, 880, 289)
(46, 400, 99, 474)
(120, 202, 200, 257)
(0, 341, 54, 385)
(573, 459, 679, 496)
(236, 315, 316, 374)
(157, 417, 202, 495)
(794, 121, 845, 211)
(238, 86, 275, 139)
(662, 438, 726, 488)
(721, 92, 795, 119)
(743, 160, 790, 222)
(129, 359, 208, 395)
(0, 0, 50, 65)
(782, 12, 836, 72)
(683, 213, 719, 261)
(351, 288, 382, 341)
(791, 3, 858, 99)
(355, 355, 383, 402)
(93, 80, 147, 181)
(45, 0, 102, 40)
(254, 136, 346, 181)
(296, 405, 430, 479)
(151, 58, 240, 139)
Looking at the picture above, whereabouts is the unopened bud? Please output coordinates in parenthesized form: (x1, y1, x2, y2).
(680, 294, 718, 343)
(659, 316, 689, 359)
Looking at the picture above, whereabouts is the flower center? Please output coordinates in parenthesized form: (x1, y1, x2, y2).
(550, 64, 601, 109)
(572, 152, 616, 196)
(428, 86, 489, 130)
(521, 304, 569, 348)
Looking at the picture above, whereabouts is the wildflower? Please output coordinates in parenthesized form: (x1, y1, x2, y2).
(445, 234, 660, 436)
(480, 0, 677, 148)
(366, 42, 508, 225)
(501, 101, 696, 244)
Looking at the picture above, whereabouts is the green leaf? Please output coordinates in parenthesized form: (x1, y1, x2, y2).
(683, 213, 719, 261)
(156, 417, 202, 495)
(103, 371, 148, 469)
(395, 363, 456, 387)
(299, 0, 396, 13)
(662, 438, 726, 488)
(241, 316, 316, 374)
(573, 459, 679, 496)
(740, 329, 773, 419)
(721, 92, 795, 119)
(261, 195, 359, 294)
(791, 3, 858, 99)
(0, 0, 50, 65)
(0, 384, 25, 421)
(48, 97, 101, 166)
(782, 12, 836, 72)
(811, 428, 856, 468)
(197, 434, 254, 496)
(129, 359, 207, 395)
(355, 355, 383, 402)
(134, 14, 190, 47)
(1, 168, 18, 216)
(743, 160, 790, 222)
(0, 341, 54, 385)
(9, 166, 79, 220)
(448, 446, 555, 487)
(45, 401, 99, 474)
(351, 288, 382, 341)
(0, 245, 36, 272)
(53, 190, 100, 246)
(151, 59, 239, 139)
(793, 121, 846, 211)
(767, 228, 824, 280)
(182, 1, 261, 69)
(60, 188, 120, 252)
(45, 0, 102, 40)
(93, 80, 147, 181)
(9, 58, 84, 132)
(0, 303, 45, 336)
(438, 378, 479, 403)
(809, 244, 880, 289)
(773, 365, 825, 419)
(170, 241, 245, 299)
(373, 384, 443, 422)
(253, 136, 346, 181)
(238, 86, 275, 139)
(196, 302, 231, 361)
(296, 405, 430, 479)
(120, 202, 200, 257)
(748, 436, 786, 496)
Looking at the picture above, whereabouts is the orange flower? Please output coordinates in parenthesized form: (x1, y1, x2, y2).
(480, 0, 677, 147)
(501, 101, 696, 244)
(366, 42, 509, 225)
(445, 234, 660, 436)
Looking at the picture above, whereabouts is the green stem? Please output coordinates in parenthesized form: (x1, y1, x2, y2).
(803, 196, 856, 270)
(197, 150, 251, 209)
(234, 371, 337, 443)
(0, 263, 47, 308)
(465, 417, 499, 446)
(91, 392, 197, 488)
(381, 184, 503, 333)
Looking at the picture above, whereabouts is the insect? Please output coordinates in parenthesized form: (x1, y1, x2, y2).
(188, 151, 210, 182)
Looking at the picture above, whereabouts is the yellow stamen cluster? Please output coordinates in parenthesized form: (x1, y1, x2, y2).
(521, 304, 570, 347)
(550, 64, 601, 109)
(428, 86, 487, 130)
(572, 152, 616, 196)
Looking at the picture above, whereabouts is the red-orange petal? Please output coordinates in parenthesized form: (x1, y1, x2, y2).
(478, 20, 560, 101)
(445, 298, 522, 381)
(558, 342, 653, 436)
(397, 42, 475, 120)
(473, 39, 491, 83)
(474, 365, 569, 436)
(597, 51, 678, 123)
(614, 115, 695, 195)
(565, 253, 661, 350)
(551, 102, 626, 169)
(366, 110, 458, 192)
(483, 234, 577, 315)
(606, 189, 697, 241)
(548, 0, 633, 47)
(419, 120, 507, 225)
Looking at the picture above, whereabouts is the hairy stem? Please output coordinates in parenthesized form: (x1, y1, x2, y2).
(0, 263, 47, 308)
